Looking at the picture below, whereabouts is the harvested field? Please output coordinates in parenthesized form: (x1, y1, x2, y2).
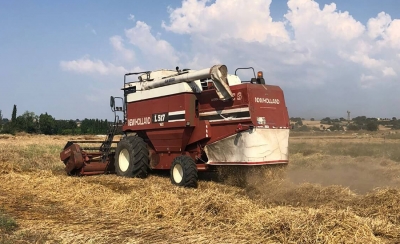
(1, 133, 400, 243)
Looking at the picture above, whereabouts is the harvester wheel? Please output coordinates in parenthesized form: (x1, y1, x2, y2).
(115, 136, 149, 178)
(170, 156, 198, 188)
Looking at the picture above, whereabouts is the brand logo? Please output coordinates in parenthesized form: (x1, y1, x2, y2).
(164, 78, 175, 83)
(128, 117, 151, 126)
(254, 97, 280, 104)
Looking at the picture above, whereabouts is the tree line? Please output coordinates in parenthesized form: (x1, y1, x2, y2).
(0, 105, 110, 135)
(290, 116, 400, 132)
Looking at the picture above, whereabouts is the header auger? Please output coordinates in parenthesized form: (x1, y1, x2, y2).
(60, 64, 290, 187)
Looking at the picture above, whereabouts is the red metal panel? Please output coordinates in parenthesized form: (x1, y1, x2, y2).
(80, 162, 109, 174)
(186, 120, 211, 146)
(204, 122, 252, 144)
(151, 152, 184, 170)
(146, 127, 194, 152)
(198, 84, 289, 128)
(197, 84, 249, 112)
(195, 84, 253, 144)
(248, 84, 289, 128)
(123, 93, 197, 132)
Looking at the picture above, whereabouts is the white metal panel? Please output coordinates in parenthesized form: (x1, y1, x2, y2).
(126, 80, 203, 102)
(199, 107, 249, 116)
(169, 110, 185, 115)
(227, 75, 242, 86)
(204, 128, 289, 163)
(139, 69, 177, 80)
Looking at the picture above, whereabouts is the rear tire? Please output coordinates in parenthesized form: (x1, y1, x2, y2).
(170, 156, 198, 188)
(115, 136, 149, 178)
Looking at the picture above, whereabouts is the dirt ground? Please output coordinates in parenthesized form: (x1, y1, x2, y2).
(0, 133, 400, 243)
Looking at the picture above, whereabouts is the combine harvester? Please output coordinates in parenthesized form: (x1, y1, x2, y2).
(60, 65, 290, 187)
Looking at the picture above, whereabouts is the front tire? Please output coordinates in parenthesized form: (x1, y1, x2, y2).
(115, 136, 149, 178)
(170, 156, 198, 188)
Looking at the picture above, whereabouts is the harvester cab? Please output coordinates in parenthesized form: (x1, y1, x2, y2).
(60, 64, 290, 187)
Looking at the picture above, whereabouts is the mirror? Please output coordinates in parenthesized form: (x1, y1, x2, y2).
(110, 96, 115, 108)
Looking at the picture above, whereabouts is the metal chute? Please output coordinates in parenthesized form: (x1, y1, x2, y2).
(209, 65, 233, 101)
(142, 64, 233, 101)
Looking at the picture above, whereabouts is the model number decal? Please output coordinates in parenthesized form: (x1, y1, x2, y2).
(255, 97, 280, 104)
(152, 113, 169, 123)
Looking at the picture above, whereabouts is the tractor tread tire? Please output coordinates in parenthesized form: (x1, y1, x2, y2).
(115, 136, 149, 178)
(170, 155, 198, 188)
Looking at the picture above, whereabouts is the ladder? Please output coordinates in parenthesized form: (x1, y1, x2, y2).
(100, 96, 125, 171)
(100, 113, 120, 163)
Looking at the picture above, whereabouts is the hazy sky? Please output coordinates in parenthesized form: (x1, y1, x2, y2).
(1, 0, 399, 121)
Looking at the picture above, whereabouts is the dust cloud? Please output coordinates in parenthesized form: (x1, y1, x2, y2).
(240, 157, 400, 207)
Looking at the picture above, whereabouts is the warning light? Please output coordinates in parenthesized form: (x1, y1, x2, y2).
(257, 71, 263, 78)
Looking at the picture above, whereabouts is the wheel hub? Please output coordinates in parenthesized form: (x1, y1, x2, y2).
(119, 149, 130, 172)
(173, 163, 183, 183)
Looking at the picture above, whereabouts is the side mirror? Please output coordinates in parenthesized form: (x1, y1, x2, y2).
(110, 96, 115, 109)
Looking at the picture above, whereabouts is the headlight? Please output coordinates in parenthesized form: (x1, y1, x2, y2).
(257, 117, 266, 125)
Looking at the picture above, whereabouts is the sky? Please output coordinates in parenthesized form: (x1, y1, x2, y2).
(0, 0, 399, 121)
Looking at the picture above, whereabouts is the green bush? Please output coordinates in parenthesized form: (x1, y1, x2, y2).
(347, 124, 360, 131)
(294, 125, 310, 132)
(0, 210, 18, 232)
(366, 121, 378, 131)
(328, 124, 343, 131)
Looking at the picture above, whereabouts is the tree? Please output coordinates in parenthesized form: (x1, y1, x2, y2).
(15, 111, 39, 133)
(328, 124, 343, 131)
(392, 117, 397, 121)
(353, 116, 367, 124)
(11, 105, 17, 122)
(393, 120, 400, 130)
(80, 119, 90, 134)
(290, 117, 302, 123)
(3, 105, 18, 134)
(39, 113, 56, 135)
(366, 121, 378, 131)
(347, 124, 360, 131)
(295, 125, 310, 131)
(53, 119, 78, 135)
(310, 118, 315, 121)
(321, 117, 331, 125)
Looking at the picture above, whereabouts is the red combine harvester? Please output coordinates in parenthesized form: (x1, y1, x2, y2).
(60, 64, 290, 187)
